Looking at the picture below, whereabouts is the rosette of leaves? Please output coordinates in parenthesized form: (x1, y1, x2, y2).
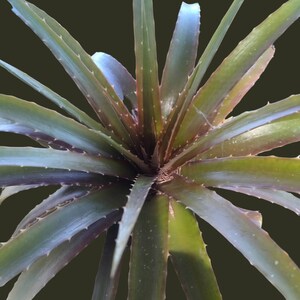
(0, 0, 299, 299)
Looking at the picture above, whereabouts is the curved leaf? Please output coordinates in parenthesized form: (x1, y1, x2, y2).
(92, 226, 121, 300)
(168, 199, 221, 300)
(0, 185, 40, 205)
(175, 0, 300, 146)
(0, 184, 128, 287)
(0, 95, 117, 156)
(128, 194, 169, 300)
(0, 59, 103, 131)
(181, 156, 300, 193)
(111, 175, 155, 276)
(92, 52, 137, 113)
(0, 166, 107, 187)
(160, 177, 300, 299)
(8, 0, 137, 146)
(133, 0, 162, 152)
(165, 94, 300, 170)
(7, 212, 121, 300)
(0, 147, 135, 179)
(160, 2, 200, 119)
(223, 187, 300, 216)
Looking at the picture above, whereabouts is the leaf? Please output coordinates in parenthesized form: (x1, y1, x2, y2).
(92, 225, 121, 300)
(174, 0, 300, 146)
(212, 45, 275, 125)
(159, 0, 245, 159)
(0, 147, 135, 179)
(13, 186, 93, 236)
(160, 177, 300, 299)
(92, 52, 137, 113)
(7, 212, 121, 300)
(181, 156, 300, 193)
(0, 185, 40, 205)
(128, 194, 169, 300)
(111, 175, 155, 276)
(0, 184, 128, 287)
(201, 113, 300, 159)
(0, 166, 106, 187)
(8, 0, 137, 146)
(160, 2, 200, 119)
(0, 94, 118, 156)
(168, 199, 221, 300)
(222, 187, 300, 216)
(133, 0, 162, 152)
(165, 94, 300, 170)
(0, 59, 103, 131)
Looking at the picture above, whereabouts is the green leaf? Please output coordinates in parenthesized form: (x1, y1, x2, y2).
(0, 95, 118, 157)
(181, 156, 300, 193)
(0, 147, 135, 179)
(168, 199, 221, 300)
(133, 0, 162, 151)
(0, 184, 128, 286)
(111, 175, 155, 276)
(160, 2, 200, 119)
(7, 213, 120, 300)
(128, 194, 169, 300)
(0, 59, 103, 131)
(159, 0, 244, 160)
(175, 0, 300, 147)
(223, 187, 300, 216)
(160, 177, 300, 299)
(8, 0, 137, 146)
(212, 46, 275, 126)
(0, 166, 106, 187)
(92, 226, 121, 300)
(0, 185, 40, 205)
(165, 94, 300, 170)
(92, 52, 137, 113)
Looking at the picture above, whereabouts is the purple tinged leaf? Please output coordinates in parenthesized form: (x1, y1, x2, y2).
(160, 2, 200, 119)
(7, 212, 121, 300)
(160, 177, 300, 299)
(0, 184, 128, 287)
(181, 156, 300, 193)
(111, 175, 155, 276)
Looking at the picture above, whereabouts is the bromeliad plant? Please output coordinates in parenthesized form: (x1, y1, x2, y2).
(0, 0, 299, 299)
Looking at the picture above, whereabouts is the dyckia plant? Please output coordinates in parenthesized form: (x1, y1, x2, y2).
(0, 0, 299, 299)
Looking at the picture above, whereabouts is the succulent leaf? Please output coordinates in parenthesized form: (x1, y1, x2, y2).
(168, 199, 221, 300)
(7, 214, 121, 300)
(128, 194, 169, 300)
(0, 185, 40, 205)
(0, 184, 128, 287)
(161, 177, 300, 299)
(160, 2, 200, 119)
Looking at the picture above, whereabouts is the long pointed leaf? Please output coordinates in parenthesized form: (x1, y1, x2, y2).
(223, 187, 300, 216)
(0, 147, 134, 179)
(92, 52, 137, 113)
(0, 185, 40, 205)
(160, 177, 300, 299)
(0, 94, 117, 156)
(181, 156, 300, 193)
(7, 212, 121, 300)
(0, 184, 128, 286)
(175, 0, 300, 146)
(165, 94, 300, 170)
(111, 175, 155, 276)
(0, 59, 103, 131)
(168, 199, 221, 300)
(133, 0, 162, 151)
(8, 0, 137, 146)
(160, 2, 200, 119)
(128, 194, 169, 300)
(92, 226, 121, 300)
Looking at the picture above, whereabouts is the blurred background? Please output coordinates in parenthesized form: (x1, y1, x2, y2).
(0, 0, 299, 299)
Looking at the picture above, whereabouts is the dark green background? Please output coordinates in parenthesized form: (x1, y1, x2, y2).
(0, 0, 299, 299)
